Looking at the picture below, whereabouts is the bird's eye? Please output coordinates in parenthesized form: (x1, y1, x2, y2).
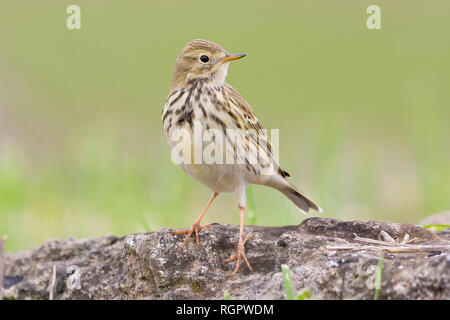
(200, 55, 210, 63)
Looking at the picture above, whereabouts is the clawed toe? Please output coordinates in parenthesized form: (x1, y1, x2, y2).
(171, 223, 213, 251)
(223, 233, 253, 279)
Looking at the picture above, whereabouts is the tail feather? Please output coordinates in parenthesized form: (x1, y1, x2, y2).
(257, 169, 322, 214)
(280, 183, 322, 213)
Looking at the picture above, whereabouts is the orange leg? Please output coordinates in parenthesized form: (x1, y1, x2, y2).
(222, 206, 253, 279)
(171, 192, 218, 251)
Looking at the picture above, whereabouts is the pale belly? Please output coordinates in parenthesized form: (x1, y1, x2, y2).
(180, 162, 252, 193)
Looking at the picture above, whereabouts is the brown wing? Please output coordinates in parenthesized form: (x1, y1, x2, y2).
(222, 83, 289, 176)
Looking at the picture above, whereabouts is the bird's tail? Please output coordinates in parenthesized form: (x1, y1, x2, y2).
(258, 170, 322, 213)
(279, 182, 322, 214)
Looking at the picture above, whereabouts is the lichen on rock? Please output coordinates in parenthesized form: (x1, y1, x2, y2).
(2, 218, 449, 300)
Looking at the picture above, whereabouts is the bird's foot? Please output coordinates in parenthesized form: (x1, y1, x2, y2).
(222, 233, 253, 279)
(171, 222, 214, 251)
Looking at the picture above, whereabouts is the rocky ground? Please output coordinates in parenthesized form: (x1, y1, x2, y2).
(1, 217, 449, 299)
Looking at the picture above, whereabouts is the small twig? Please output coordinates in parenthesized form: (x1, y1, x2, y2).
(49, 265, 57, 300)
(327, 230, 450, 253)
(0, 236, 6, 300)
(404, 236, 419, 244)
(325, 244, 450, 253)
(353, 233, 398, 246)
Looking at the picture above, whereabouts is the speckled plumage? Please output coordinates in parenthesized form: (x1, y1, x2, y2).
(162, 39, 321, 278)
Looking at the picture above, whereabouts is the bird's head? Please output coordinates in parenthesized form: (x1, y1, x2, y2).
(170, 39, 245, 90)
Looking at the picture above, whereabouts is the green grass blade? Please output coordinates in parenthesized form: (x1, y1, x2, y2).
(373, 251, 383, 300)
(423, 224, 450, 232)
(297, 289, 311, 300)
(281, 264, 295, 300)
(246, 185, 257, 225)
(139, 215, 151, 232)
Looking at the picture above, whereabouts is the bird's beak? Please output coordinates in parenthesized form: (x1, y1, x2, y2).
(219, 54, 246, 63)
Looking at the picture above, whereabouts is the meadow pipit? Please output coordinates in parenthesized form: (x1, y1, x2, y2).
(162, 39, 321, 278)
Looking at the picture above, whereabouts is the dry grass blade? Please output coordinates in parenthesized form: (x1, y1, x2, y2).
(380, 230, 396, 243)
(325, 244, 450, 253)
(49, 265, 57, 300)
(325, 232, 450, 253)
(353, 233, 398, 246)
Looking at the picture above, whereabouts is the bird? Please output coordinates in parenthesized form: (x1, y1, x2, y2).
(162, 39, 321, 279)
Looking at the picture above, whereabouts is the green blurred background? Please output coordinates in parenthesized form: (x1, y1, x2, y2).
(0, 1, 449, 252)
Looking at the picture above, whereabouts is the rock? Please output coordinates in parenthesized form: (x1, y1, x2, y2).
(419, 211, 450, 226)
(2, 218, 449, 300)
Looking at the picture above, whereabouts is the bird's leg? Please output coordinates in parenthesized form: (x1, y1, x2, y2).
(171, 192, 218, 251)
(222, 206, 253, 279)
